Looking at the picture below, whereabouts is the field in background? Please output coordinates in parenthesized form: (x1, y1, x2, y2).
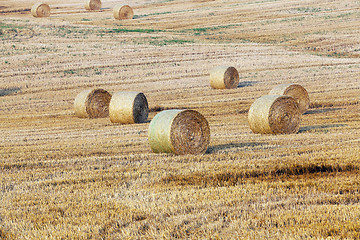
(1, 0, 359, 239)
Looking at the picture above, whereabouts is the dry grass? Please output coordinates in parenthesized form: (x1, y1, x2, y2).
(0, 0, 360, 239)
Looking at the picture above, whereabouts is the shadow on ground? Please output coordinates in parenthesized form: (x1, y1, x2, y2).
(299, 124, 346, 133)
(304, 107, 344, 115)
(238, 81, 257, 88)
(206, 142, 265, 154)
(0, 87, 21, 96)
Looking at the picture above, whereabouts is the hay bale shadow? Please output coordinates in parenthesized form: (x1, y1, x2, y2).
(304, 107, 343, 115)
(298, 124, 346, 133)
(0, 87, 21, 97)
(206, 142, 265, 154)
(238, 81, 256, 88)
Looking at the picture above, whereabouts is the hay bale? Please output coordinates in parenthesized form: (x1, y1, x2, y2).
(148, 109, 210, 155)
(85, 0, 101, 11)
(210, 66, 239, 89)
(74, 88, 111, 118)
(113, 5, 134, 20)
(248, 95, 301, 134)
(109, 91, 149, 124)
(31, 3, 50, 17)
(269, 83, 310, 114)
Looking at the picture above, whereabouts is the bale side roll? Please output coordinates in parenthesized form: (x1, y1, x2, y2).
(113, 5, 134, 20)
(31, 3, 51, 17)
(148, 109, 210, 155)
(109, 91, 149, 124)
(210, 66, 239, 89)
(74, 88, 111, 118)
(248, 95, 301, 134)
(85, 0, 101, 11)
(269, 83, 310, 114)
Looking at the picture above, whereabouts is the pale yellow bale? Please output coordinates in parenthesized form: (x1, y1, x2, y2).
(148, 109, 210, 155)
(248, 95, 301, 134)
(31, 3, 50, 17)
(209, 66, 239, 89)
(269, 83, 310, 114)
(74, 88, 111, 118)
(85, 0, 101, 11)
(113, 5, 134, 20)
(109, 91, 148, 124)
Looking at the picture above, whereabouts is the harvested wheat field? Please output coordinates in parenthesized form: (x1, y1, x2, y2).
(1, 0, 359, 239)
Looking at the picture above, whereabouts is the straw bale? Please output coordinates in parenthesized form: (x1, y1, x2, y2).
(113, 5, 134, 20)
(148, 109, 210, 155)
(210, 66, 239, 89)
(31, 3, 50, 17)
(85, 0, 101, 11)
(109, 91, 148, 124)
(248, 95, 301, 134)
(74, 88, 111, 118)
(269, 83, 310, 114)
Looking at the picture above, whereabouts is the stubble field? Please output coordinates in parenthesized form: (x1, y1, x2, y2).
(1, 0, 359, 239)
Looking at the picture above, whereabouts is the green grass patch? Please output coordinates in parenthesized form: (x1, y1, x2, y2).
(149, 39, 195, 46)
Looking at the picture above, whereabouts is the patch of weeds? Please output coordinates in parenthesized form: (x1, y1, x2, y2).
(107, 28, 163, 34)
(0, 87, 21, 97)
(81, 18, 91, 21)
(295, 7, 322, 13)
(149, 39, 194, 46)
(94, 69, 102, 75)
(64, 70, 76, 75)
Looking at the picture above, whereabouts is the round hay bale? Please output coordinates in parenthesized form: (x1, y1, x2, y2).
(31, 3, 51, 17)
(148, 109, 210, 155)
(210, 66, 239, 89)
(74, 88, 111, 118)
(113, 5, 134, 20)
(269, 83, 310, 114)
(109, 91, 149, 124)
(248, 95, 301, 134)
(84, 0, 101, 11)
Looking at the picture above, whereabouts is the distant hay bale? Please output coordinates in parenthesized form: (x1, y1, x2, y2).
(269, 83, 310, 114)
(113, 5, 134, 20)
(248, 95, 301, 134)
(85, 0, 101, 11)
(109, 91, 149, 124)
(31, 3, 50, 17)
(210, 66, 239, 89)
(148, 109, 210, 155)
(74, 88, 111, 118)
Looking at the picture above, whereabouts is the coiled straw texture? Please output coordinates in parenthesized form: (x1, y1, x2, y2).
(74, 88, 111, 118)
(85, 0, 101, 10)
(148, 110, 210, 155)
(210, 66, 239, 89)
(31, 3, 51, 17)
(248, 95, 301, 134)
(269, 83, 310, 114)
(109, 91, 149, 124)
(113, 5, 134, 20)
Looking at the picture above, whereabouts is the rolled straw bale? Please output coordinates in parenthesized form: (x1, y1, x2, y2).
(210, 66, 239, 89)
(248, 95, 301, 134)
(109, 91, 149, 124)
(269, 83, 310, 114)
(31, 3, 51, 17)
(85, 0, 101, 11)
(148, 109, 210, 155)
(74, 88, 111, 118)
(113, 5, 134, 20)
